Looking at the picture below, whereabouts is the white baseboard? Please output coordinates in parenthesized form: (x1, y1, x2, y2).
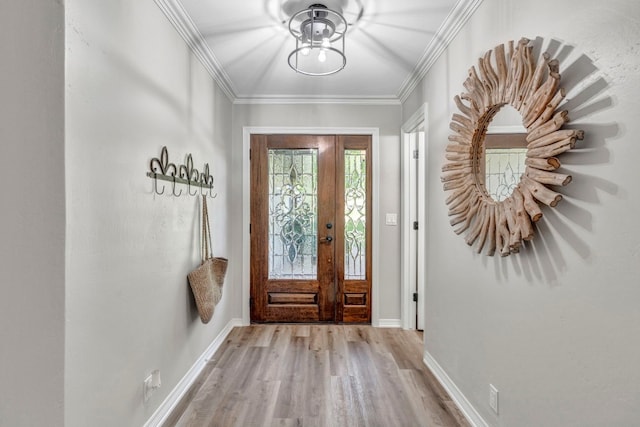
(144, 317, 244, 427)
(377, 318, 402, 328)
(423, 350, 489, 427)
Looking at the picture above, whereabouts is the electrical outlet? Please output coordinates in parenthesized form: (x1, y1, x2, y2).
(489, 384, 499, 414)
(143, 370, 161, 402)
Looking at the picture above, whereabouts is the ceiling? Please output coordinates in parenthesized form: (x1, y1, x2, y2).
(157, 0, 482, 103)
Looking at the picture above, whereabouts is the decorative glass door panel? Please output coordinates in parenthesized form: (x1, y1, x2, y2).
(251, 134, 371, 323)
(336, 137, 372, 323)
(268, 149, 318, 279)
(344, 149, 367, 280)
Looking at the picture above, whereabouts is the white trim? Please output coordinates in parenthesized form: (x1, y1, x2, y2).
(377, 319, 402, 328)
(401, 104, 429, 134)
(423, 351, 489, 427)
(233, 96, 401, 106)
(143, 318, 244, 427)
(416, 129, 426, 332)
(153, 0, 236, 101)
(242, 127, 380, 326)
(155, 0, 483, 105)
(397, 0, 485, 102)
(401, 104, 429, 330)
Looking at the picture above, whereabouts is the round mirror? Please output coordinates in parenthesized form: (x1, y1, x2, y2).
(442, 38, 584, 256)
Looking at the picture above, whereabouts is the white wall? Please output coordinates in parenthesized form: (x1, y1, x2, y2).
(65, 1, 235, 426)
(0, 1, 65, 426)
(232, 104, 403, 322)
(403, 0, 640, 425)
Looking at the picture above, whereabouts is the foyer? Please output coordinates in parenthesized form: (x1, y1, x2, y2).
(2, 1, 639, 427)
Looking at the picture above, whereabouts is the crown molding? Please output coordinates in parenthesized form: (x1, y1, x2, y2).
(396, 0, 485, 103)
(233, 95, 401, 106)
(154, 0, 237, 101)
(155, 0, 483, 105)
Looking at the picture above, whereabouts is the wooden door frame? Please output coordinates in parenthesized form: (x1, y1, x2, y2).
(242, 127, 380, 326)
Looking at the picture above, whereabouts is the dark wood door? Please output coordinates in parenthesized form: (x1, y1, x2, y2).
(250, 134, 371, 323)
(335, 135, 372, 323)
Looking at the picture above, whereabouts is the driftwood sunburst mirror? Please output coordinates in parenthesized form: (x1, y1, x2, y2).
(442, 38, 584, 257)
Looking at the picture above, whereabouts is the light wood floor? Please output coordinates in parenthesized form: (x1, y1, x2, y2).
(163, 325, 469, 427)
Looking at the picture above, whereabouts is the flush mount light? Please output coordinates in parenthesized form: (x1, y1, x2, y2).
(288, 4, 347, 76)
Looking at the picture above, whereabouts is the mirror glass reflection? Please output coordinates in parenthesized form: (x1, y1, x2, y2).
(482, 106, 528, 202)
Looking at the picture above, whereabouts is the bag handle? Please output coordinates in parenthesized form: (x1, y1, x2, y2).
(201, 195, 213, 263)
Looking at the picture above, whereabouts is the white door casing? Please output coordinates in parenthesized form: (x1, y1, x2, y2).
(401, 105, 428, 330)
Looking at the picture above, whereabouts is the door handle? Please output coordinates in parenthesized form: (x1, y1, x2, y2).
(320, 236, 333, 243)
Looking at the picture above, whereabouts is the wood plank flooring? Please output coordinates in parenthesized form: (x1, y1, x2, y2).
(163, 325, 469, 427)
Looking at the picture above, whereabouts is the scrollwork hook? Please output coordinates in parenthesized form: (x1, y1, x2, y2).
(199, 177, 207, 197)
(208, 180, 217, 199)
(150, 146, 169, 175)
(187, 180, 198, 196)
(152, 173, 165, 195)
(180, 154, 200, 197)
(171, 174, 182, 197)
(201, 164, 217, 198)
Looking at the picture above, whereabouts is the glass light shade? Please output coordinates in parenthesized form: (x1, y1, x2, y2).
(287, 5, 346, 76)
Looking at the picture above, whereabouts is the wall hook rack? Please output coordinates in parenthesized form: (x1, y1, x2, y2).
(147, 146, 217, 198)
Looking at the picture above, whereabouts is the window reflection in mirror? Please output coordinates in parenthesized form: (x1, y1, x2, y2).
(481, 106, 527, 202)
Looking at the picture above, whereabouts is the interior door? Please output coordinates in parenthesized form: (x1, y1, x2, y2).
(250, 134, 371, 323)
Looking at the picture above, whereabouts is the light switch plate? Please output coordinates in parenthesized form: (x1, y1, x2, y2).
(385, 213, 398, 226)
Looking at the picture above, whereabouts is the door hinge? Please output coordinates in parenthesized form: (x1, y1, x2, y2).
(413, 149, 419, 159)
(413, 221, 419, 230)
(412, 293, 418, 302)
(249, 223, 251, 234)
(250, 297, 254, 307)
(249, 148, 251, 160)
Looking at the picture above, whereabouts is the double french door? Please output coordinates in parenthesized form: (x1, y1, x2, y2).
(250, 134, 372, 323)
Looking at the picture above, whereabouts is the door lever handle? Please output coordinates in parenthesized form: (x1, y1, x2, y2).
(320, 236, 333, 243)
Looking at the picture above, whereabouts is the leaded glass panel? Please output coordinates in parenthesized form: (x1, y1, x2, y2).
(268, 149, 318, 279)
(485, 148, 527, 202)
(344, 149, 366, 279)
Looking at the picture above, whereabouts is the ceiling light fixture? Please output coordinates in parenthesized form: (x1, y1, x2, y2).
(288, 4, 347, 76)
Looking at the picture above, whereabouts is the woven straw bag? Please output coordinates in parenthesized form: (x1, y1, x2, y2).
(188, 196, 228, 323)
